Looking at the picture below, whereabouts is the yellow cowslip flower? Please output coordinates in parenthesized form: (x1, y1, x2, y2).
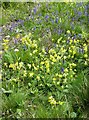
(64, 56, 67, 59)
(2, 43, 9, 51)
(45, 62, 49, 68)
(84, 46, 87, 52)
(71, 55, 74, 58)
(57, 56, 61, 60)
(69, 68, 72, 71)
(23, 70, 27, 77)
(83, 43, 86, 47)
(50, 55, 56, 62)
(53, 77, 56, 81)
(36, 76, 40, 80)
(74, 69, 76, 72)
(40, 66, 43, 71)
(33, 50, 38, 54)
(64, 78, 67, 83)
(48, 96, 53, 100)
(84, 54, 88, 58)
(64, 68, 68, 73)
(54, 53, 57, 58)
(71, 63, 76, 67)
(32, 63, 35, 67)
(16, 34, 20, 39)
(77, 40, 79, 42)
(9, 64, 16, 70)
(67, 30, 70, 34)
(69, 48, 72, 53)
(58, 101, 64, 105)
(57, 82, 60, 85)
(19, 62, 24, 69)
(40, 61, 45, 65)
(58, 74, 62, 78)
(45, 60, 50, 73)
(22, 37, 26, 43)
(50, 55, 53, 60)
(63, 73, 68, 77)
(70, 39, 72, 44)
(28, 32, 31, 37)
(50, 99, 56, 105)
(4, 63, 7, 67)
(55, 73, 58, 76)
(31, 43, 37, 48)
(73, 50, 76, 55)
(10, 78, 17, 82)
(15, 62, 18, 67)
(49, 48, 56, 54)
(60, 47, 66, 53)
(33, 40, 37, 44)
(71, 45, 75, 49)
(27, 64, 31, 69)
(29, 72, 34, 77)
(46, 68, 50, 73)
(74, 40, 77, 44)
(57, 37, 62, 44)
(3, 39, 9, 43)
(42, 47, 46, 54)
(48, 96, 57, 105)
(32, 63, 38, 71)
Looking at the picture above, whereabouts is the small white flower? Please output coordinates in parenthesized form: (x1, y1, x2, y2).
(14, 49, 19, 52)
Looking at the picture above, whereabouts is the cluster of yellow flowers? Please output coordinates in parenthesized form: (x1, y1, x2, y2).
(2, 31, 88, 96)
(48, 96, 57, 105)
(9, 62, 24, 70)
(2, 39, 9, 51)
(21, 33, 38, 49)
(48, 96, 64, 105)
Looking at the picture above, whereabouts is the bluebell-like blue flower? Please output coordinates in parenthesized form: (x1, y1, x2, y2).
(38, 3, 40, 7)
(72, 34, 76, 40)
(55, 18, 58, 23)
(45, 15, 49, 19)
(14, 39, 18, 44)
(78, 11, 82, 16)
(61, 67, 64, 73)
(33, 7, 37, 14)
(32, 26, 36, 31)
(9, 27, 13, 31)
(23, 45, 27, 51)
(58, 29, 62, 35)
(67, 40, 70, 44)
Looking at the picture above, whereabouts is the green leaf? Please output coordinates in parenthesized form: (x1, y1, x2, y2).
(70, 112, 77, 118)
